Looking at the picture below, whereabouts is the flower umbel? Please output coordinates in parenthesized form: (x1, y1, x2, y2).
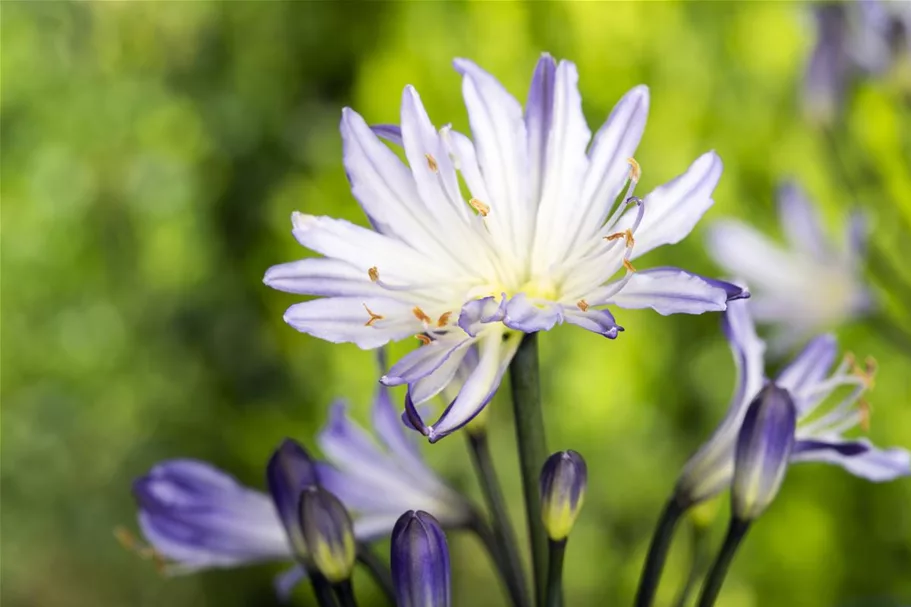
(265, 54, 746, 442)
(675, 299, 910, 508)
(707, 182, 870, 351)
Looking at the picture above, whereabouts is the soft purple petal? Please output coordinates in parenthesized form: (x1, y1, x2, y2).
(525, 53, 557, 204)
(607, 268, 734, 315)
(264, 258, 385, 298)
(381, 336, 472, 386)
(408, 343, 473, 405)
(723, 299, 767, 413)
(774, 334, 837, 404)
(283, 297, 417, 350)
(777, 181, 829, 260)
(791, 438, 911, 481)
(706, 220, 796, 292)
(503, 294, 564, 332)
(563, 307, 623, 339)
(371, 124, 403, 146)
(804, 5, 849, 121)
(458, 295, 506, 337)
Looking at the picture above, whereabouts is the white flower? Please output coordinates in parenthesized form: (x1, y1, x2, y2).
(265, 54, 745, 441)
(706, 181, 871, 351)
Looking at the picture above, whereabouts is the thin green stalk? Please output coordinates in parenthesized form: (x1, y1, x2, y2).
(308, 571, 340, 607)
(332, 580, 358, 607)
(672, 520, 710, 607)
(467, 430, 531, 607)
(545, 539, 566, 607)
(508, 332, 548, 607)
(634, 498, 687, 607)
(356, 544, 394, 603)
(696, 519, 750, 607)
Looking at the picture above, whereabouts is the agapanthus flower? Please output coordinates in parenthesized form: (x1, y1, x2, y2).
(131, 384, 471, 599)
(264, 54, 746, 442)
(675, 299, 910, 507)
(706, 182, 870, 351)
(804, 0, 911, 122)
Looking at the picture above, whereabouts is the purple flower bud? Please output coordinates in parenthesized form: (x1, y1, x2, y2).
(539, 450, 588, 541)
(732, 385, 797, 521)
(299, 486, 356, 583)
(391, 510, 451, 607)
(266, 438, 319, 556)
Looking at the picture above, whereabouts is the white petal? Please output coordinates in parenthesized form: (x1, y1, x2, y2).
(263, 258, 392, 298)
(525, 54, 557, 205)
(283, 297, 417, 349)
(606, 268, 731, 315)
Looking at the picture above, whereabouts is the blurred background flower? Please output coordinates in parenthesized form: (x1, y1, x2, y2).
(2, 2, 910, 607)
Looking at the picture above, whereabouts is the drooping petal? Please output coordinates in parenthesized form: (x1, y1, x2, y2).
(381, 336, 472, 386)
(791, 438, 911, 482)
(623, 151, 723, 259)
(774, 334, 838, 404)
(283, 297, 418, 349)
(454, 58, 531, 258)
(530, 60, 592, 274)
(503, 294, 565, 332)
(563, 306, 623, 339)
(408, 343, 473, 405)
(606, 268, 739, 315)
(264, 258, 388, 298)
(723, 298, 767, 412)
(579, 85, 649, 234)
(777, 182, 830, 261)
(134, 460, 290, 570)
(425, 330, 521, 442)
(457, 295, 507, 337)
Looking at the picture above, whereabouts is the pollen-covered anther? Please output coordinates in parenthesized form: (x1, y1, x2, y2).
(858, 398, 873, 432)
(605, 229, 635, 248)
(425, 153, 439, 173)
(623, 259, 637, 273)
(577, 300, 590, 312)
(363, 304, 384, 327)
(627, 157, 641, 182)
(416, 334, 432, 345)
(469, 198, 490, 216)
(412, 306, 432, 324)
(436, 311, 452, 327)
(368, 266, 379, 282)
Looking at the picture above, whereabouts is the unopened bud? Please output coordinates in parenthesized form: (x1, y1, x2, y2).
(299, 487, 356, 583)
(539, 450, 588, 541)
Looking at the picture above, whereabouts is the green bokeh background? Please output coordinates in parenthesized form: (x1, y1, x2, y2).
(3, 2, 910, 606)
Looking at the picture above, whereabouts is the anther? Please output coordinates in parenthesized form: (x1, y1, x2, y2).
(426, 153, 439, 173)
(604, 229, 635, 248)
(469, 198, 490, 216)
(577, 300, 590, 312)
(623, 259, 637, 273)
(416, 334, 432, 345)
(363, 304, 384, 327)
(413, 306, 432, 324)
(368, 266, 379, 282)
(627, 157, 641, 183)
(437, 311, 452, 327)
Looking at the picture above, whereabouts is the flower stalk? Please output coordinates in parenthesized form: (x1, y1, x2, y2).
(332, 580, 358, 607)
(509, 332, 549, 607)
(633, 497, 687, 607)
(545, 539, 566, 607)
(696, 519, 750, 607)
(467, 430, 530, 607)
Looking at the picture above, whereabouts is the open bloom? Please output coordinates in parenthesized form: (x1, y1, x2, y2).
(264, 54, 746, 441)
(707, 182, 870, 351)
(804, 0, 911, 122)
(131, 385, 471, 598)
(675, 299, 910, 507)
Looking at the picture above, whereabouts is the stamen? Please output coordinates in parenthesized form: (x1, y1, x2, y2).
(627, 157, 641, 183)
(469, 198, 490, 216)
(858, 398, 872, 432)
(413, 306, 432, 324)
(114, 526, 167, 573)
(623, 259, 637, 273)
(848, 353, 877, 388)
(604, 228, 635, 248)
(425, 153, 439, 173)
(577, 300, 590, 312)
(437, 311, 452, 327)
(368, 266, 379, 282)
(416, 334, 432, 345)
(363, 304, 384, 327)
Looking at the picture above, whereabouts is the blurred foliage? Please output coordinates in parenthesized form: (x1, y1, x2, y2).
(2, 2, 910, 607)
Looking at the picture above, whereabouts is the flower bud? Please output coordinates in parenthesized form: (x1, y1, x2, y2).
(391, 510, 451, 607)
(732, 385, 796, 521)
(298, 486, 356, 583)
(266, 438, 319, 556)
(539, 450, 588, 541)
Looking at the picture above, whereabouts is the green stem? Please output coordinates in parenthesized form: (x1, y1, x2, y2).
(332, 580, 358, 607)
(545, 539, 566, 607)
(633, 498, 687, 607)
(508, 332, 548, 607)
(672, 520, 710, 607)
(356, 544, 394, 603)
(467, 431, 531, 607)
(308, 571, 340, 607)
(696, 518, 751, 607)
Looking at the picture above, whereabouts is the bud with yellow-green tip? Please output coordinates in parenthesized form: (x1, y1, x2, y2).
(298, 486, 357, 584)
(539, 450, 587, 542)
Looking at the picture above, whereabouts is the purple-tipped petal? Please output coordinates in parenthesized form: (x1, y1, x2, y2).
(732, 385, 797, 520)
(774, 334, 837, 402)
(391, 511, 451, 607)
(458, 295, 507, 337)
(382, 336, 472, 386)
(525, 53, 557, 203)
(371, 124, 403, 146)
(266, 439, 319, 555)
(264, 258, 383, 297)
(791, 438, 911, 482)
(563, 307, 623, 339)
(503, 294, 564, 333)
(283, 296, 417, 350)
(607, 268, 735, 315)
